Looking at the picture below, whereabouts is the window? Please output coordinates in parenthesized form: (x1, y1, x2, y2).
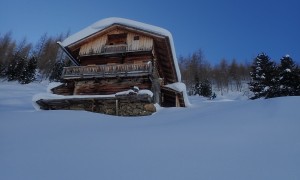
(106, 33, 127, 45)
(134, 36, 140, 40)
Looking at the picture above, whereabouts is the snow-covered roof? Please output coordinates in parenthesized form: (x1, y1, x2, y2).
(61, 17, 172, 47)
(60, 17, 181, 82)
(165, 82, 191, 107)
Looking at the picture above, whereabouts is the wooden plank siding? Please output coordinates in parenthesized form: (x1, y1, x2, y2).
(79, 30, 153, 56)
(127, 33, 153, 52)
(52, 75, 152, 96)
(161, 86, 185, 107)
(79, 52, 153, 66)
(73, 77, 151, 95)
(79, 35, 107, 56)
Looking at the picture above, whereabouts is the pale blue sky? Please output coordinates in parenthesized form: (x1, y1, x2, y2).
(1, 0, 299, 64)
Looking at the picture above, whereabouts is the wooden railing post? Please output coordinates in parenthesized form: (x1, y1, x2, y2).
(62, 62, 152, 79)
(116, 99, 119, 116)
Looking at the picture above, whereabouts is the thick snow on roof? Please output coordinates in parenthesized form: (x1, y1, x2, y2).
(60, 17, 181, 82)
(165, 82, 191, 107)
(61, 17, 172, 47)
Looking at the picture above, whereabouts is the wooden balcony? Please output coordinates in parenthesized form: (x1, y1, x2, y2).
(62, 63, 152, 79)
(79, 44, 153, 56)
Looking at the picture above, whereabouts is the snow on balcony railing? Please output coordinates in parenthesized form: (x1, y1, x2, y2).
(62, 62, 152, 79)
(79, 44, 153, 56)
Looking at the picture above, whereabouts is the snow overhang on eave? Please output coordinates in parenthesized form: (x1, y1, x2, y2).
(58, 17, 182, 82)
(65, 23, 167, 50)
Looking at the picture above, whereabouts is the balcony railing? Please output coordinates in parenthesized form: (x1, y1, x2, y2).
(62, 63, 152, 79)
(79, 44, 153, 56)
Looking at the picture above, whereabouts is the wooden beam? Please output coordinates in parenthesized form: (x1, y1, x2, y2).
(116, 99, 119, 116)
(57, 42, 79, 66)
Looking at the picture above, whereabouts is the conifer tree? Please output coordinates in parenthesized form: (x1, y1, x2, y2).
(18, 60, 28, 84)
(6, 57, 17, 81)
(6, 56, 26, 81)
(200, 79, 212, 97)
(296, 67, 300, 95)
(49, 61, 64, 82)
(14, 57, 26, 81)
(249, 53, 277, 99)
(26, 56, 37, 82)
(18, 57, 37, 84)
(193, 78, 212, 97)
(193, 75, 201, 96)
(278, 55, 299, 96)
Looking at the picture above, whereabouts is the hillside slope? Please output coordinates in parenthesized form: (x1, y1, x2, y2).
(0, 82, 300, 180)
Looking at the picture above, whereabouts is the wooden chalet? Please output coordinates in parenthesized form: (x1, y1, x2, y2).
(35, 18, 188, 115)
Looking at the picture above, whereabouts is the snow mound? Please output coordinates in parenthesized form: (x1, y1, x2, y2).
(1, 81, 300, 180)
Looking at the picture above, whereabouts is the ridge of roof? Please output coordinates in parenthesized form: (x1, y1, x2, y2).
(61, 17, 172, 47)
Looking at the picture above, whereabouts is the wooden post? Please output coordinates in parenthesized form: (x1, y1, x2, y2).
(116, 99, 119, 116)
(175, 94, 180, 107)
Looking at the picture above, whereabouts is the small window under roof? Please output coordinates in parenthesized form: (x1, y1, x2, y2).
(106, 33, 127, 45)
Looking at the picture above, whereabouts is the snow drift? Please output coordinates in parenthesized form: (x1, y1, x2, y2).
(1, 81, 300, 180)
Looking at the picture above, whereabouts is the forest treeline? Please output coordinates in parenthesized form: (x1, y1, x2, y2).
(248, 53, 300, 99)
(178, 50, 251, 95)
(179, 50, 300, 99)
(0, 32, 251, 89)
(0, 31, 72, 83)
(1, 32, 299, 99)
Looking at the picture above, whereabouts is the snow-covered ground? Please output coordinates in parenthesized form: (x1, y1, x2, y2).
(1, 81, 300, 180)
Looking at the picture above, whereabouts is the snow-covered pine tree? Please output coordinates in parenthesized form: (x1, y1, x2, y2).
(296, 67, 300, 96)
(249, 53, 278, 99)
(200, 79, 212, 97)
(26, 56, 37, 83)
(6, 56, 18, 81)
(7, 56, 26, 81)
(18, 56, 37, 84)
(193, 75, 201, 96)
(49, 61, 64, 82)
(18, 60, 28, 84)
(0, 63, 4, 77)
(278, 55, 299, 96)
(193, 78, 212, 98)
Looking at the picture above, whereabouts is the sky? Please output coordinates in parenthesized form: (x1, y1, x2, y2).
(1, 0, 300, 65)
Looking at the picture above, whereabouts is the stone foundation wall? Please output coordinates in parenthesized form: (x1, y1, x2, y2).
(37, 94, 156, 116)
(69, 100, 156, 116)
(118, 102, 156, 116)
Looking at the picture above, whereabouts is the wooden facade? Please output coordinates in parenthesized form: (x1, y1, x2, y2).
(45, 21, 186, 113)
(79, 29, 153, 57)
